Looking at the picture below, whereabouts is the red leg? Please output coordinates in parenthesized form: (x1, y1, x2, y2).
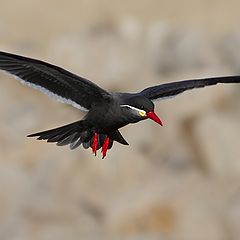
(91, 133, 98, 156)
(101, 136, 109, 159)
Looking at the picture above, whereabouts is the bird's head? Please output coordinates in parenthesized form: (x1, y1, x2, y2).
(120, 96, 163, 126)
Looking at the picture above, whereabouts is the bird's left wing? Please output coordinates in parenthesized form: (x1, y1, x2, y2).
(138, 76, 240, 102)
(0, 51, 111, 111)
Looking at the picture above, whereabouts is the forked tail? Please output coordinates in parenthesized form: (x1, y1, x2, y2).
(27, 120, 128, 158)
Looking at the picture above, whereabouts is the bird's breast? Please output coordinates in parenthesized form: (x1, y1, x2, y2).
(86, 104, 128, 132)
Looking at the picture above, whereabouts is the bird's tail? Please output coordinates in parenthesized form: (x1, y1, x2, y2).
(27, 120, 92, 150)
(27, 120, 129, 153)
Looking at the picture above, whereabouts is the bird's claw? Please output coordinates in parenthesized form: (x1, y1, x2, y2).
(101, 136, 109, 159)
(91, 133, 109, 159)
(91, 132, 98, 156)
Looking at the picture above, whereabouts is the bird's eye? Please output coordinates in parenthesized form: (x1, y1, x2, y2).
(140, 105, 144, 110)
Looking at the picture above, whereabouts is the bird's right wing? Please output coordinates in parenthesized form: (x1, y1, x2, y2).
(138, 76, 240, 102)
(0, 51, 111, 111)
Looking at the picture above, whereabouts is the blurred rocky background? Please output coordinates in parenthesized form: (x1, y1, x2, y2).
(0, 0, 240, 239)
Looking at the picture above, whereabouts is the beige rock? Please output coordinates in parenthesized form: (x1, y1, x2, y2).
(193, 113, 240, 177)
(1, 6, 240, 239)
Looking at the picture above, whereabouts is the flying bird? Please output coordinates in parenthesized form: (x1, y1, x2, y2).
(0, 51, 240, 158)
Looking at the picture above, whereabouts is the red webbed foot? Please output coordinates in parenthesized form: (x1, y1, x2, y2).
(101, 136, 110, 159)
(91, 132, 98, 156)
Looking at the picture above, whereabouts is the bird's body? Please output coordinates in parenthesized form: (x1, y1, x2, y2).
(0, 50, 240, 158)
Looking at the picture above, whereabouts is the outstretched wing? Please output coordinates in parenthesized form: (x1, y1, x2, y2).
(0, 51, 111, 111)
(139, 76, 240, 102)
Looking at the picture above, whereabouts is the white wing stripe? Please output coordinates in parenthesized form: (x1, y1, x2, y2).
(13, 75, 89, 112)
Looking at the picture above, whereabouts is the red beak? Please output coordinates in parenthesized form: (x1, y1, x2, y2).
(146, 111, 163, 126)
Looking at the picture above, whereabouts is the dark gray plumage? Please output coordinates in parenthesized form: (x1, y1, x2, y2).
(0, 50, 240, 158)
